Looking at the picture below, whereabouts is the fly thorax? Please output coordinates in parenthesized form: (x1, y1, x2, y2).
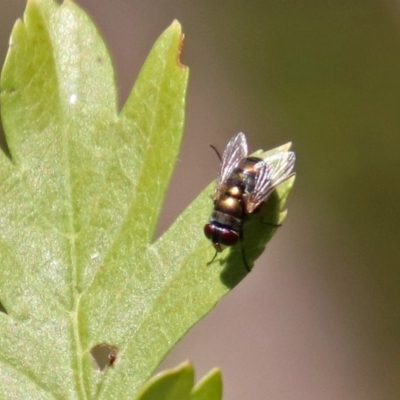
(210, 210, 242, 232)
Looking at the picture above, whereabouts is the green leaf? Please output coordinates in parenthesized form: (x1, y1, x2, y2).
(0, 0, 295, 398)
(134, 362, 222, 400)
(191, 368, 222, 400)
(136, 362, 194, 400)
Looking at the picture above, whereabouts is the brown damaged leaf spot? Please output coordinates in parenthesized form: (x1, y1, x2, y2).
(177, 33, 187, 69)
(171, 20, 187, 69)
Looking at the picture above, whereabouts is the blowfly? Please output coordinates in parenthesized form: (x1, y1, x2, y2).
(204, 132, 295, 271)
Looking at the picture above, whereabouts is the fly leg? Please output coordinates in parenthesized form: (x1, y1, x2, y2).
(241, 245, 251, 272)
(240, 219, 281, 272)
(210, 144, 222, 162)
(239, 228, 252, 272)
(207, 250, 218, 265)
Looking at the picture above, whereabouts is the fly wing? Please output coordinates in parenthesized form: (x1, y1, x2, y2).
(214, 132, 248, 199)
(244, 151, 296, 213)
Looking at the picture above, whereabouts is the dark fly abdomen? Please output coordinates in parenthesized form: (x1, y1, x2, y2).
(225, 156, 262, 195)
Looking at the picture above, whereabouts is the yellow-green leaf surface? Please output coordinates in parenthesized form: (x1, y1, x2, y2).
(134, 362, 222, 400)
(191, 367, 222, 400)
(0, 0, 295, 399)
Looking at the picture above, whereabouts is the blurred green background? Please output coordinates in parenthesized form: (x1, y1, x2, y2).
(1, 1, 400, 399)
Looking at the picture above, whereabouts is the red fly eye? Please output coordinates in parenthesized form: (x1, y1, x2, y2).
(204, 224, 214, 239)
(220, 230, 239, 246)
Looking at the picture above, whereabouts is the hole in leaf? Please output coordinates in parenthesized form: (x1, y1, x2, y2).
(90, 343, 118, 370)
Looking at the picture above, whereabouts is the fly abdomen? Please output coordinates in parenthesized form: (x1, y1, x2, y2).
(227, 156, 262, 194)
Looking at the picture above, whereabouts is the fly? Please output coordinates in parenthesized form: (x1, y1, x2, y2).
(204, 132, 296, 271)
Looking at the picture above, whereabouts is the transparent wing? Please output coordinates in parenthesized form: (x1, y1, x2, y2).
(214, 132, 248, 198)
(244, 151, 296, 213)
(218, 132, 248, 184)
